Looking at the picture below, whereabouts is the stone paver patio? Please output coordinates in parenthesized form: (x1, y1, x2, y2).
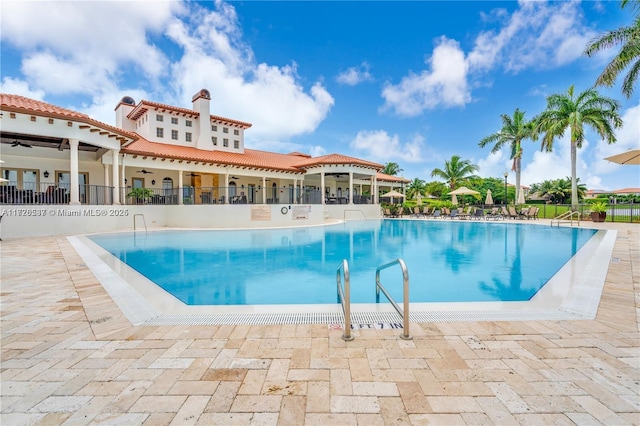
(1, 222, 639, 425)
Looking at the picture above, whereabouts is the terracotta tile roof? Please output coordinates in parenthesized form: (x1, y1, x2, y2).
(127, 100, 252, 128)
(122, 138, 306, 173)
(1, 93, 136, 141)
(293, 153, 383, 170)
(613, 187, 640, 194)
(376, 172, 411, 183)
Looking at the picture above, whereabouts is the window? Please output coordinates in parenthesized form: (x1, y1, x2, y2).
(156, 127, 164, 138)
(223, 127, 229, 133)
(156, 114, 163, 122)
(185, 132, 192, 142)
(233, 140, 239, 149)
(171, 130, 178, 140)
(234, 129, 239, 135)
(162, 177, 173, 195)
(211, 125, 217, 131)
(223, 138, 229, 147)
(171, 117, 178, 125)
(211, 136, 217, 145)
(186, 120, 192, 127)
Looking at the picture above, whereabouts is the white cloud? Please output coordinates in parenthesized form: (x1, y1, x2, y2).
(476, 150, 510, 179)
(468, 0, 596, 73)
(1, 1, 334, 145)
(0, 77, 45, 100)
(1, 1, 178, 94)
(350, 130, 424, 163)
(336, 63, 373, 86)
(593, 102, 640, 174)
(380, 37, 470, 116)
(520, 134, 591, 186)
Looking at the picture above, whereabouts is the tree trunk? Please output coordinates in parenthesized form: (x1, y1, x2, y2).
(515, 154, 521, 206)
(571, 140, 578, 211)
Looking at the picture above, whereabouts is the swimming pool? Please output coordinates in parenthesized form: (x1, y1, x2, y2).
(88, 220, 597, 306)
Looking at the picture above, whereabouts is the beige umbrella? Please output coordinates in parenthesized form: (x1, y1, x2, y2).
(416, 193, 423, 205)
(449, 186, 479, 205)
(604, 149, 640, 165)
(381, 189, 405, 204)
(0, 178, 8, 182)
(485, 189, 494, 205)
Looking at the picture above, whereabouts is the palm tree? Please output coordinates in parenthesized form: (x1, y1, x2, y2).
(430, 155, 480, 190)
(424, 181, 447, 198)
(406, 178, 426, 200)
(478, 108, 536, 207)
(382, 162, 403, 176)
(535, 85, 622, 210)
(584, 0, 640, 99)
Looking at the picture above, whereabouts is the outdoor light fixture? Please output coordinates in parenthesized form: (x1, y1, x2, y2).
(43, 170, 49, 178)
(151, 179, 156, 185)
(124, 178, 128, 184)
(503, 171, 508, 205)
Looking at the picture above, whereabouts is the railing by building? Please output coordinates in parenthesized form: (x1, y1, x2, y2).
(0, 181, 112, 205)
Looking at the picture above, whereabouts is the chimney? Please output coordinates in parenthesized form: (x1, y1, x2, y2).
(114, 96, 136, 131)
(192, 89, 212, 151)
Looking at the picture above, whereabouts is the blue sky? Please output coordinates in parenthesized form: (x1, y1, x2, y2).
(1, 0, 638, 190)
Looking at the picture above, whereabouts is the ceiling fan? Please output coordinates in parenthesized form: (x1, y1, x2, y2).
(136, 169, 153, 174)
(230, 176, 239, 180)
(11, 140, 32, 148)
(188, 173, 199, 177)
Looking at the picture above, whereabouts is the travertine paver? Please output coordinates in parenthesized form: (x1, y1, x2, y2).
(0, 222, 639, 425)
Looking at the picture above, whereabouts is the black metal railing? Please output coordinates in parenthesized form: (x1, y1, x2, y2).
(0, 181, 113, 205)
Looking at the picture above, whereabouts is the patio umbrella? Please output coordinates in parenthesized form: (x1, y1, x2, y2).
(604, 149, 640, 165)
(381, 189, 405, 204)
(0, 177, 8, 182)
(449, 186, 480, 205)
(485, 189, 494, 205)
(517, 186, 526, 205)
(416, 193, 423, 205)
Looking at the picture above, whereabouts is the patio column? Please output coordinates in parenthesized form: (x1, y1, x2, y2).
(372, 175, 378, 204)
(321, 172, 325, 205)
(349, 172, 353, 204)
(262, 177, 266, 204)
(111, 149, 120, 204)
(68, 139, 80, 205)
(224, 173, 229, 204)
(178, 171, 183, 205)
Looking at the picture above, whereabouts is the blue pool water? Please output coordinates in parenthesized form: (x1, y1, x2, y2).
(89, 220, 597, 305)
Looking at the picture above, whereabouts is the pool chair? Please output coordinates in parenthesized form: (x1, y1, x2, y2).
(431, 209, 441, 219)
(526, 206, 539, 220)
(472, 208, 484, 220)
(423, 206, 431, 217)
(412, 206, 424, 218)
(458, 206, 473, 220)
(509, 206, 524, 219)
(447, 209, 459, 219)
(397, 207, 405, 217)
(486, 207, 503, 220)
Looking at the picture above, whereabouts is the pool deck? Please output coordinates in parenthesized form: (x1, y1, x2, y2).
(1, 220, 639, 425)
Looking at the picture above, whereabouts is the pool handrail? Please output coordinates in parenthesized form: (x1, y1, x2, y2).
(336, 259, 354, 341)
(551, 210, 580, 227)
(133, 213, 148, 234)
(375, 258, 412, 340)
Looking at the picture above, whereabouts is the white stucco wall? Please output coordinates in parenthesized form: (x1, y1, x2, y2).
(0, 204, 382, 239)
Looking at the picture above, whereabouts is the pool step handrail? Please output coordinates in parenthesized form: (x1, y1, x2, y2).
(133, 214, 148, 234)
(336, 259, 354, 341)
(551, 210, 580, 227)
(375, 258, 412, 340)
(343, 209, 367, 221)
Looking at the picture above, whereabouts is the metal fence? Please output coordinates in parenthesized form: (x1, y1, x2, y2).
(0, 181, 112, 205)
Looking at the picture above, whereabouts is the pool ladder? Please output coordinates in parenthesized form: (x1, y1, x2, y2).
(376, 259, 412, 340)
(551, 210, 580, 227)
(336, 258, 412, 341)
(133, 214, 148, 234)
(336, 260, 354, 341)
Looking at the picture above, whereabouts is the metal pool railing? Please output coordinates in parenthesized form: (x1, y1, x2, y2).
(375, 258, 412, 340)
(336, 259, 353, 341)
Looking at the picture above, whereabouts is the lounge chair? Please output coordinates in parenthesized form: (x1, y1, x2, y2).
(447, 209, 459, 219)
(411, 206, 424, 218)
(423, 206, 431, 217)
(472, 208, 484, 220)
(486, 207, 503, 220)
(459, 206, 473, 220)
(431, 209, 441, 219)
(398, 207, 405, 218)
(507, 206, 519, 219)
